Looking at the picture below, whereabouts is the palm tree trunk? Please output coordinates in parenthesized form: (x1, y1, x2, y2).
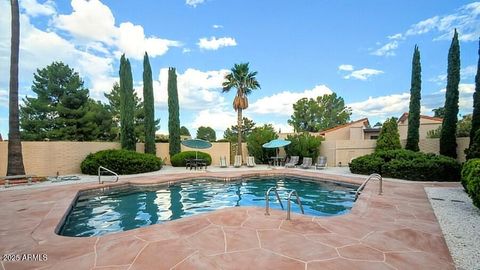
(7, 0, 25, 176)
(237, 108, 243, 160)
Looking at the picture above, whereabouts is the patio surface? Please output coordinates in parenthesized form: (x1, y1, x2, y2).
(0, 169, 458, 269)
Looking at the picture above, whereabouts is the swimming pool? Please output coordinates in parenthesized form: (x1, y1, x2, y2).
(59, 176, 358, 237)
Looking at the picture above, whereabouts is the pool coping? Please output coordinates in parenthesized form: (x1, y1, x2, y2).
(0, 169, 459, 269)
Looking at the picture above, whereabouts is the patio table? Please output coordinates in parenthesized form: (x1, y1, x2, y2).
(270, 156, 285, 167)
(191, 158, 207, 170)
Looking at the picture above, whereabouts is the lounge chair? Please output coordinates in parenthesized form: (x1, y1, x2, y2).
(234, 155, 242, 168)
(315, 156, 327, 170)
(220, 156, 228, 168)
(247, 156, 256, 167)
(300, 157, 312, 169)
(285, 156, 299, 168)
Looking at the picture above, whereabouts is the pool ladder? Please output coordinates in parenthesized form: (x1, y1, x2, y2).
(354, 173, 382, 201)
(98, 166, 119, 184)
(265, 187, 304, 220)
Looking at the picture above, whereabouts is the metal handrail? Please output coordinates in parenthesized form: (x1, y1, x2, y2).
(286, 190, 304, 220)
(265, 187, 284, 215)
(98, 166, 119, 184)
(354, 173, 382, 201)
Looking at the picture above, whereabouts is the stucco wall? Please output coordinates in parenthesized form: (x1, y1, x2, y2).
(0, 141, 231, 176)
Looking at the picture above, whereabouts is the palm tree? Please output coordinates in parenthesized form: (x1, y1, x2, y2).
(222, 63, 260, 158)
(7, 0, 25, 175)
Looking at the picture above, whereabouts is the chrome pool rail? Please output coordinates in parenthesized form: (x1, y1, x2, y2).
(286, 190, 304, 220)
(354, 173, 382, 201)
(265, 187, 284, 215)
(98, 166, 119, 184)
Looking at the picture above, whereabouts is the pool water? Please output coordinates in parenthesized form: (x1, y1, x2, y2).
(59, 176, 357, 237)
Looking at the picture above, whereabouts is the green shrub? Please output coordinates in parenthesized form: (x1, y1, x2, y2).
(285, 133, 323, 162)
(349, 149, 460, 182)
(375, 117, 401, 152)
(246, 124, 277, 163)
(81, 149, 162, 175)
(461, 159, 480, 208)
(170, 151, 212, 167)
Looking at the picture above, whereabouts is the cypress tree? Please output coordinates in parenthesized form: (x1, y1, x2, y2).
(467, 39, 480, 159)
(167, 67, 181, 156)
(119, 54, 136, 150)
(440, 29, 461, 158)
(143, 52, 156, 154)
(405, 45, 422, 152)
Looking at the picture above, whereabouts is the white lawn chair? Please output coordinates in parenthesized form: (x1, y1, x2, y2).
(234, 155, 242, 168)
(300, 157, 312, 169)
(220, 156, 228, 168)
(285, 156, 299, 168)
(247, 156, 256, 167)
(315, 156, 327, 170)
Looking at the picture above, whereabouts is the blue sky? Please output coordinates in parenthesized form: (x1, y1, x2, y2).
(0, 0, 479, 139)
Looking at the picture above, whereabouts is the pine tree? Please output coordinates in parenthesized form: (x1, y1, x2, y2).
(440, 29, 461, 158)
(405, 45, 422, 152)
(467, 39, 480, 159)
(143, 52, 156, 154)
(168, 67, 181, 156)
(119, 54, 136, 150)
(375, 118, 401, 152)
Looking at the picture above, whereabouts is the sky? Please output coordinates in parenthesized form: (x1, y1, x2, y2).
(0, 0, 479, 139)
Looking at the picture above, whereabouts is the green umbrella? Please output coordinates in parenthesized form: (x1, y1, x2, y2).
(181, 139, 212, 159)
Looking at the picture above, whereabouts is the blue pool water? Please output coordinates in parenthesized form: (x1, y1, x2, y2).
(59, 176, 358, 237)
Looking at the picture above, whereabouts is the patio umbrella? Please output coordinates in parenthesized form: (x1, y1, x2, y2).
(181, 139, 213, 159)
(262, 139, 291, 157)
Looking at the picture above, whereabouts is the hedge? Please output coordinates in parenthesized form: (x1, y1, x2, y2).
(461, 159, 480, 208)
(349, 149, 460, 182)
(170, 151, 212, 167)
(81, 149, 162, 175)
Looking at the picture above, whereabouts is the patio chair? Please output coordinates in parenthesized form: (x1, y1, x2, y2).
(247, 156, 256, 167)
(315, 156, 327, 170)
(300, 157, 313, 169)
(285, 156, 299, 168)
(234, 155, 242, 168)
(220, 156, 228, 168)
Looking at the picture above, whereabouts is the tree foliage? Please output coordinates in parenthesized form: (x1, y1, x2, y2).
(468, 39, 480, 159)
(168, 67, 181, 156)
(222, 63, 260, 158)
(440, 29, 461, 158)
(288, 93, 351, 132)
(196, 126, 216, 142)
(119, 54, 136, 150)
(223, 117, 256, 142)
(375, 118, 401, 152)
(246, 124, 277, 163)
(405, 45, 422, 152)
(180, 126, 191, 136)
(432, 107, 445, 118)
(20, 62, 115, 141)
(285, 133, 323, 162)
(143, 52, 156, 154)
(427, 114, 471, 139)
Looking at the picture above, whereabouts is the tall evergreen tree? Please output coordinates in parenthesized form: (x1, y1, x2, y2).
(375, 118, 401, 152)
(405, 45, 422, 152)
(467, 38, 480, 159)
(7, 0, 25, 175)
(119, 54, 136, 150)
(440, 29, 461, 158)
(143, 52, 156, 154)
(167, 67, 181, 156)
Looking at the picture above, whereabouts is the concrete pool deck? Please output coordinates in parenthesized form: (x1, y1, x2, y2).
(0, 169, 458, 269)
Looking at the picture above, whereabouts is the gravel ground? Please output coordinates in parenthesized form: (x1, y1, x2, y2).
(425, 187, 480, 270)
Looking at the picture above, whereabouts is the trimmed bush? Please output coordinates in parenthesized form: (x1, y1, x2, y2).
(461, 159, 480, 208)
(375, 118, 401, 152)
(170, 151, 212, 167)
(81, 149, 162, 175)
(349, 149, 460, 182)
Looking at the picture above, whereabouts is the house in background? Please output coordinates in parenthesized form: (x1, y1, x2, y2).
(319, 118, 381, 141)
(397, 112, 442, 140)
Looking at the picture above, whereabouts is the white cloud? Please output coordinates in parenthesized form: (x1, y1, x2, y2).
(249, 85, 333, 116)
(430, 65, 477, 84)
(212, 24, 223, 29)
(344, 68, 384, 80)
(182, 48, 192, 53)
(338, 64, 354, 71)
(186, 0, 205, 7)
(388, 33, 403, 40)
(198, 37, 237, 50)
(371, 41, 398, 56)
(20, 0, 56, 17)
(154, 68, 230, 110)
(0, 89, 8, 107)
(191, 107, 237, 132)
